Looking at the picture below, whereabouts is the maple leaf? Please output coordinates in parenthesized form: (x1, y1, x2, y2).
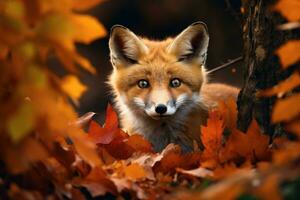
(222, 120, 270, 163)
(88, 104, 127, 144)
(201, 110, 225, 159)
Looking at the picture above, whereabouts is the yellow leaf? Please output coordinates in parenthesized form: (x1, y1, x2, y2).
(72, 0, 105, 11)
(276, 40, 300, 69)
(7, 103, 35, 143)
(37, 14, 75, 50)
(3, 0, 25, 19)
(124, 163, 147, 180)
(70, 14, 106, 44)
(273, 0, 300, 21)
(26, 65, 47, 88)
(61, 75, 87, 103)
(272, 93, 300, 123)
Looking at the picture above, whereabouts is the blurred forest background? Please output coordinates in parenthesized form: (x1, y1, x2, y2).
(74, 0, 243, 118)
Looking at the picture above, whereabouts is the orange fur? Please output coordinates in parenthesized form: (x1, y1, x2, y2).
(108, 22, 239, 152)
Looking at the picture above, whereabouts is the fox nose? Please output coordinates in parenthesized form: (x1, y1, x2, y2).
(155, 104, 167, 114)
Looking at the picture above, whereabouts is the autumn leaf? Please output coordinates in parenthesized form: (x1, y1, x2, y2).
(201, 110, 224, 158)
(61, 75, 87, 104)
(176, 167, 213, 178)
(218, 98, 237, 130)
(255, 175, 282, 200)
(222, 120, 270, 163)
(70, 14, 106, 44)
(273, 0, 300, 21)
(258, 72, 300, 97)
(286, 119, 300, 136)
(276, 40, 300, 69)
(124, 163, 147, 180)
(72, 0, 105, 11)
(88, 104, 127, 145)
(7, 102, 35, 143)
(272, 93, 300, 123)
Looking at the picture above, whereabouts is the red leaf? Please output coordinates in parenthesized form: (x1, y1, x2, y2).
(201, 110, 225, 157)
(88, 104, 127, 144)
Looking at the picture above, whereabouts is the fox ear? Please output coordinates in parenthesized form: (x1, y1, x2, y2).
(109, 25, 148, 68)
(168, 22, 209, 65)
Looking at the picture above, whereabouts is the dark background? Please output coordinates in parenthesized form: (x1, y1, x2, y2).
(75, 0, 243, 119)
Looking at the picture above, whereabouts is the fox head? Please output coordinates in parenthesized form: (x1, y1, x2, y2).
(108, 22, 209, 120)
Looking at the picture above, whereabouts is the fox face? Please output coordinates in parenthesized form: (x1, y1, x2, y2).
(108, 22, 209, 121)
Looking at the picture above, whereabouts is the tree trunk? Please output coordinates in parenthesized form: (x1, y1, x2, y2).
(237, 0, 293, 137)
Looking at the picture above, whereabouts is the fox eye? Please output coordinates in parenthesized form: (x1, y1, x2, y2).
(170, 78, 181, 88)
(138, 79, 150, 88)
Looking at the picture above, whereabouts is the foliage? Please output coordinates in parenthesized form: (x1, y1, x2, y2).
(0, 0, 300, 200)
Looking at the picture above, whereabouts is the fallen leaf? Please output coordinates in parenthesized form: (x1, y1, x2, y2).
(201, 110, 224, 158)
(124, 163, 147, 180)
(176, 167, 213, 178)
(221, 120, 270, 163)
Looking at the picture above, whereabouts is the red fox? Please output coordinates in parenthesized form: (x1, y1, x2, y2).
(108, 22, 239, 152)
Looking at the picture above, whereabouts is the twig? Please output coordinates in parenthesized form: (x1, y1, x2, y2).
(207, 56, 243, 74)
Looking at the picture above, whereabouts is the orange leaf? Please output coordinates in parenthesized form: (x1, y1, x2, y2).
(258, 72, 300, 97)
(272, 93, 300, 123)
(61, 75, 87, 104)
(218, 98, 237, 130)
(255, 175, 282, 200)
(276, 40, 300, 69)
(286, 119, 300, 136)
(70, 14, 106, 44)
(222, 120, 270, 162)
(125, 134, 153, 153)
(124, 163, 147, 180)
(88, 104, 127, 144)
(273, 0, 300, 21)
(201, 110, 224, 156)
(71, 131, 103, 167)
(72, 0, 105, 11)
